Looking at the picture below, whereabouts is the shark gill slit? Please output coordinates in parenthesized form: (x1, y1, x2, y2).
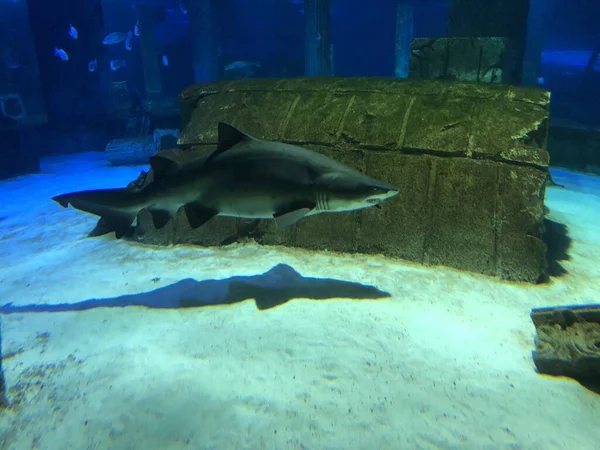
(316, 190, 328, 211)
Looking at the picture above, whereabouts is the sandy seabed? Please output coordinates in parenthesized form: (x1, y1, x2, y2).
(0, 152, 599, 450)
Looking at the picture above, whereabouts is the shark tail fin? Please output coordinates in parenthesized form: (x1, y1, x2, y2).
(52, 188, 142, 238)
(52, 194, 71, 208)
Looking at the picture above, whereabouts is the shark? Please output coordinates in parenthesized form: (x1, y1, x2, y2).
(52, 122, 400, 237)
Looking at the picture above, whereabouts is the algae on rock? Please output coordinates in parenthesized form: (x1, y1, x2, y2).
(133, 77, 550, 283)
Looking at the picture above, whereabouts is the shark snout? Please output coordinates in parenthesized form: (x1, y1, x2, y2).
(360, 183, 399, 211)
(369, 181, 400, 200)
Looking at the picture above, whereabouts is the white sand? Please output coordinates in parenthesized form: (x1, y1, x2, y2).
(0, 153, 599, 450)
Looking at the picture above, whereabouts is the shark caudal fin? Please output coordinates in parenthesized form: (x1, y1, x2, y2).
(52, 188, 141, 239)
(52, 194, 71, 208)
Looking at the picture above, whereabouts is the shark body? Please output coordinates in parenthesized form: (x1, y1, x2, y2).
(52, 122, 400, 237)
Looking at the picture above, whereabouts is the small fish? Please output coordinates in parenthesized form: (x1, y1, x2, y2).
(88, 58, 97, 72)
(54, 47, 69, 61)
(162, 55, 169, 67)
(3, 58, 21, 70)
(125, 35, 132, 50)
(102, 31, 129, 45)
(224, 60, 260, 71)
(134, 21, 140, 37)
(68, 24, 78, 39)
(537, 76, 545, 85)
(110, 59, 126, 71)
(179, 2, 188, 14)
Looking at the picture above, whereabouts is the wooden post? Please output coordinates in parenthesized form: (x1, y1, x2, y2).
(136, 3, 163, 97)
(395, 1, 414, 79)
(304, 0, 332, 77)
(186, 0, 218, 84)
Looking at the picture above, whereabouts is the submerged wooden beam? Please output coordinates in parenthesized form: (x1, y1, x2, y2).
(304, 0, 332, 76)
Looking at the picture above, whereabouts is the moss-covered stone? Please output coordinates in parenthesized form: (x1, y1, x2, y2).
(409, 37, 516, 84)
(137, 77, 550, 283)
(531, 305, 600, 381)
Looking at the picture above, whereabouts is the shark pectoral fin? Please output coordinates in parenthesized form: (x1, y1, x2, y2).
(147, 208, 173, 229)
(273, 207, 312, 228)
(183, 202, 218, 229)
(149, 155, 179, 179)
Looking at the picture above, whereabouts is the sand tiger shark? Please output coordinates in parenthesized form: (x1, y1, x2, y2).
(52, 122, 400, 237)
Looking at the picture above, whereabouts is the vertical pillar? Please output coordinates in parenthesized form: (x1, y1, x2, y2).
(330, 44, 335, 75)
(304, 0, 332, 77)
(447, 0, 530, 84)
(136, 3, 162, 97)
(8, 0, 47, 126)
(0, 318, 7, 408)
(186, 0, 218, 84)
(394, 1, 414, 79)
(522, 0, 552, 85)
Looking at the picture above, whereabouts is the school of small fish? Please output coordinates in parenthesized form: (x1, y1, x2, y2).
(7, 1, 281, 77)
(53, 18, 171, 74)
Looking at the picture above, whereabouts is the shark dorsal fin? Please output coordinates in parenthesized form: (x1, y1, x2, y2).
(204, 122, 253, 164)
(149, 155, 178, 179)
(217, 122, 252, 152)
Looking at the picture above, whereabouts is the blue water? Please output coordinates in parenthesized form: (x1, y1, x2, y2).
(1, 0, 600, 448)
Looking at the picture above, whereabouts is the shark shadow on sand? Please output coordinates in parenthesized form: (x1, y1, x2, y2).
(0, 264, 391, 313)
